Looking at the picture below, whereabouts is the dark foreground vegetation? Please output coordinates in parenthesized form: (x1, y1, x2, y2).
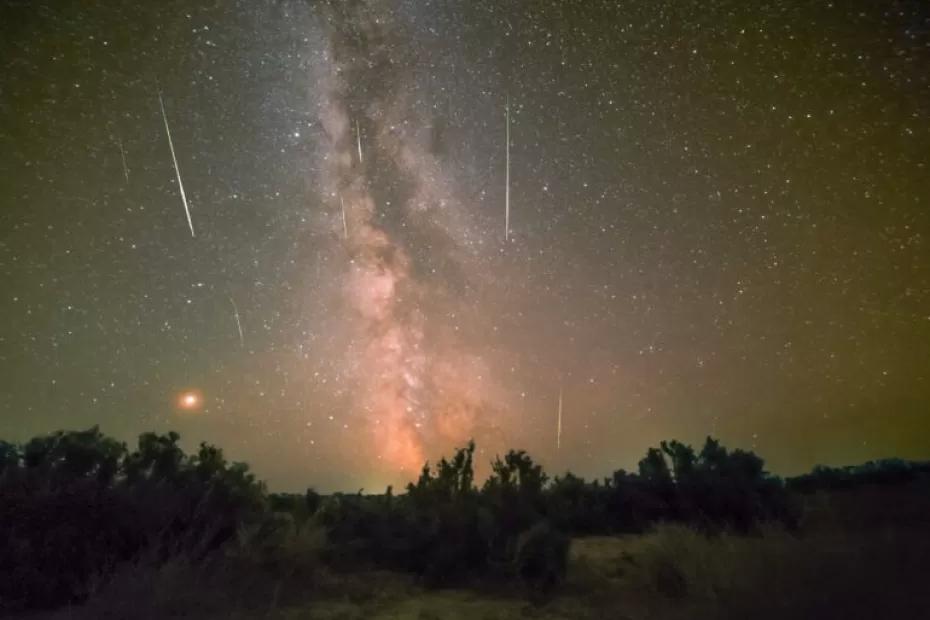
(1, 428, 928, 618)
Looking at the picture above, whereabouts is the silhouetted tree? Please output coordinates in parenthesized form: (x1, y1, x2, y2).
(0, 440, 20, 475)
(0, 428, 268, 612)
(546, 473, 609, 534)
(305, 487, 322, 515)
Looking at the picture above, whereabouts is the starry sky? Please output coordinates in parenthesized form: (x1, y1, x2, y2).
(2, 0, 928, 492)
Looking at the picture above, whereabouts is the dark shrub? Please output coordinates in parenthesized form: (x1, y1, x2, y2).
(305, 487, 322, 515)
(0, 428, 267, 613)
(514, 521, 569, 601)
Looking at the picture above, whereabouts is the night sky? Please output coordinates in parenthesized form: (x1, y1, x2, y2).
(2, 1, 928, 492)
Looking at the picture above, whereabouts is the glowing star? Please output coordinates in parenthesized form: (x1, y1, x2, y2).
(177, 390, 202, 411)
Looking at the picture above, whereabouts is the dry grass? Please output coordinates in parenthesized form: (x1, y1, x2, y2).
(29, 484, 930, 620)
(30, 524, 930, 620)
(608, 522, 930, 619)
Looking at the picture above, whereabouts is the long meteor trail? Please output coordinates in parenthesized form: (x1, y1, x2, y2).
(557, 384, 563, 450)
(505, 97, 511, 241)
(356, 119, 363, 164)
(228, 295, 244, 348)
(158, 92, 195, 238)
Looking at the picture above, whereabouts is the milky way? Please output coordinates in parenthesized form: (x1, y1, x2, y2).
(313, 2, 516, 479)
(1, 0, 928, 491)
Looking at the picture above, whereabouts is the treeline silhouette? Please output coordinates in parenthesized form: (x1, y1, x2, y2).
(304, 437, 797, 596)
(0, 429, 265, 612)
(0, 427, 923, 612)
(786, 459, 930, 493)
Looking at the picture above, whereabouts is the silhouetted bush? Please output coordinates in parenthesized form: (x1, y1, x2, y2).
(514, 521, 569, 601)
(0, 427, 267, 613)
(5, 426, 913, 613)
(541, 436, 797, 536)
(305, 487, 322, 515)
(315, 442, 572, 592)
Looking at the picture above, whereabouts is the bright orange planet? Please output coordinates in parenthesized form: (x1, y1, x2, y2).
(176, 390, 203, 411)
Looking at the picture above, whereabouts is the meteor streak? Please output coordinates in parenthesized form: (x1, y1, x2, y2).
(356, 119, 363, 164)
(557, 383, 563, 450)
(505, 97, 511, 241)
(117, 137, 129, 184)
(228, 295, 244, 348)
(158, 92, 195, 238)
(341, 195, 349, 240)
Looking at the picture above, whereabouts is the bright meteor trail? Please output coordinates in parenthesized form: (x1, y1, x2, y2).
(228, 295, 244, 349)
(504, 97, 511, 242)
(158, 92, 194, 238)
